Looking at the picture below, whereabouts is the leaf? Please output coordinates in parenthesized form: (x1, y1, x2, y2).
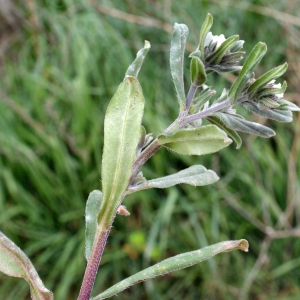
(229, 42, 267, 103)
(230, 40, 244, 52)
(190, 57, 207, 86)
(198, 13, 213, 59)
(248, 63, 288, 97)
(243, 102, 293, 123)
(278, 99, 300, 111)
(91, 239, 249, 300)
(170, 23, 189, 111)
(127, 165, 219, 194)
(99, 76, 145, 227)
(0, 231, 53, 300)
(125, 41, 151, 78)
(157, 125, 232, 156)
(85, 190, 102, 260)
(215, 112, 275, 137)
(207, 115, 242, 149)
(206, 35, 239, 65)
(189, 88, 216, 113)
(207, 65, 242, 73)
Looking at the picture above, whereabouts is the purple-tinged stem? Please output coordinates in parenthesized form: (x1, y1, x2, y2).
(77, 228, 111, 300)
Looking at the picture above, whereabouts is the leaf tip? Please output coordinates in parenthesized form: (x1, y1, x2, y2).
(238, 239, 249, 252)
(144, 40, 151, 49)
(125, 75, 136, 83)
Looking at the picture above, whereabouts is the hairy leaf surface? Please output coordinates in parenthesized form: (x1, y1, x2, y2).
(0, 232, 53, 300)
(100, 76, 145, 226)
(92, 239, 249, 300)
(158, 125, 232, 155)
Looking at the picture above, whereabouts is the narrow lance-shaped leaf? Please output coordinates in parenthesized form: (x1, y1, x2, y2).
(99, 76, 145, 227)
(170, 23, 189, 111)
(85, 190, 102, 260)
(207, 115, 242, 149)
(127, 165, 219, 194)
(0, 231, 53, 300)
(215, 112, 275, 137)
(125, 41, 151, 78)
(198, 13, 213, 60)
(278, 99, 300, 111)
(248, 62, 288, 97)
(158, 124, 232, 156)
(229, 42, 267, 104)
(91, 239, 249, 300)
(243, 102, 293, 123)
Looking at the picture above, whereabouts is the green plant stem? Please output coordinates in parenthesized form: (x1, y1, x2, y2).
(78, 227, 111, 300)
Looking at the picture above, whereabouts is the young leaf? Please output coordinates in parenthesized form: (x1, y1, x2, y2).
(243, 102, 293, 123)
(198, 13, 213, 59)
(91, 239, 249, 300)
(158, 125, 232, 156)
(170, 23, 189, 111)
(207, 65, 243, 73)
(277, 99, 300, 111)
(230, 40, 244, 52)
(0, 231, 53, 300)
(257, 81, 287, 98)
(207, 115, 242, 149)
(229, 42, 267, 103)
(215, 112, 275, 137)
(125, 41, 151, 78)
(190, 57, 207, 87)
(248, 63, 288, 97)
(85, 190, 102, 260)
(127, 165, 219, 194)
(99, 76, 145, 227)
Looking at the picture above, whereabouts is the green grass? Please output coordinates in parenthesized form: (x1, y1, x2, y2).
(0, 0, 299, 299)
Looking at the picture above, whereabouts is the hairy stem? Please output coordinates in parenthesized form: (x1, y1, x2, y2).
(186, 84, 198, 110)
(129, 138, 161, 183)
(78, 227, 111, 300)
(179, 100, 230, 127)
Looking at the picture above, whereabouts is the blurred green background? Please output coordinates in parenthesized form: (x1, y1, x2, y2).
(0, 0, 299, 299)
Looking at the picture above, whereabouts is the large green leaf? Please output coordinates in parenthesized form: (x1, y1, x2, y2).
(157, 125, 232, 155)
(215, 112, 275, 137)
(99, 76, 145, 227)
(170, 23, 189, 111)
(229, 42, 267, 103)
(85, 190, 102, 260)
(125, 41, 151, 78)
(91, 239, 249, 300)
(0, 231, 53, 300)
(127, 165, 219, 193)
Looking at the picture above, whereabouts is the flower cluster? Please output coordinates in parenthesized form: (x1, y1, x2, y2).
(203, 32, 245, 73)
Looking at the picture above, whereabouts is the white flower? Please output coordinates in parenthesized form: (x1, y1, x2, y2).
(205, 32, 226, 49)
(267, 80, 283, 98)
